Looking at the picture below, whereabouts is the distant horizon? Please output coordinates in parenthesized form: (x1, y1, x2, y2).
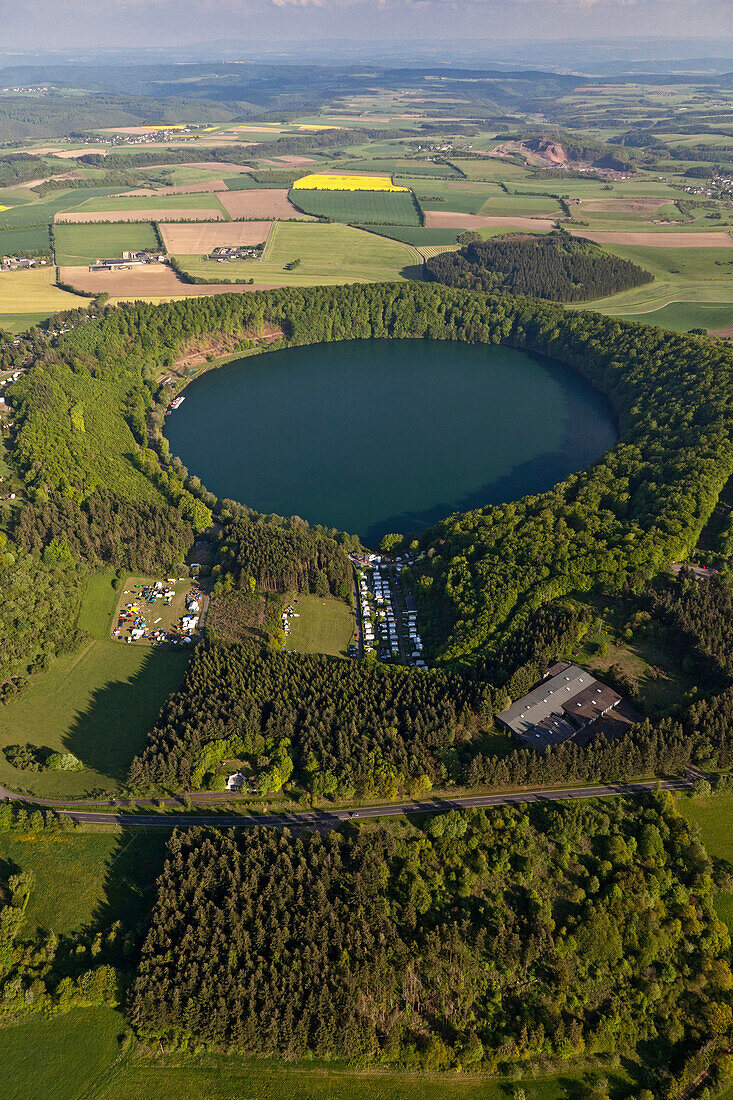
(1, 2, 732, 59)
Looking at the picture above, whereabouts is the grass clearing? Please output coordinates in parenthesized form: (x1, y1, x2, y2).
(678, 791, 733, 932)
(0, 312, 54, 333)
(612, 302, 733, 331)
(111, 574, 198, 646)
(289, 187, 422, 226)
(53, 222, 160, 265)
(0, 824, 169, 934)
(177, 222, 421, 287)
(285, 595, 355, 657)
(0, 573, 190, 797)
(0, 267, 83, 320)
(1, 1007, 124, 1100)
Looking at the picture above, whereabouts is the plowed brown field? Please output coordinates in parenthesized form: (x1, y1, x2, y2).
(119, 181, 229, 196)
(568, 230, 733, 247)
(424, 211, 556, 231)
(160, 221, 272, 253)
(218, 189, 308, 220)
(59, 264, 275, 299)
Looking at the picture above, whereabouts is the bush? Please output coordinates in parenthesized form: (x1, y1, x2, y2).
(46, 751, 83, 772)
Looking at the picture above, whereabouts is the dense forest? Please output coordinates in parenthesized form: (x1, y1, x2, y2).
(424, 232, 653, 302)
(214, 515, 351, 599)
(0, 532, 85, 689)
(128, 641, 485, 794)
(133, 797, 731, 1096)
(10, 281, 732, 673)
(12, 488, 194, 574)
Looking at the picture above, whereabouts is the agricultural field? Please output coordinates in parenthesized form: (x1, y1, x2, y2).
(0, 573, 190, 798)
(0, 225, 51, 256)
(58, 264, 270, 302)
(359, 225, 462, 246)
(73, 193, 228, 214)
(291, 172, 410, 192)
(159, 220, 271, 254)
(577, 242, 733, 325)
(424, 210, 556, 232)
(176, 222, 421, 287)
(0, 268, 83, 326)
(217, 188, 307, 220)
(59, 208, 226, 224)
(284, 595, 356, 657)
(0, 188, 124, 229)
(53, 222, 160, 265)
(289, 187, 422, 225)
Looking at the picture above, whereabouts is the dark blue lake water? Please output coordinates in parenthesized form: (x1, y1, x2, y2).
(166, 339, 616, 545)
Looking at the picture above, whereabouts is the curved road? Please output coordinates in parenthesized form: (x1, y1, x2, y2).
(0, 776, 694, 829)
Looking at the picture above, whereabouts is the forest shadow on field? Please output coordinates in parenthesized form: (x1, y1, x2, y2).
(63, 647, 189, 783)
(90, 828, 169, 934)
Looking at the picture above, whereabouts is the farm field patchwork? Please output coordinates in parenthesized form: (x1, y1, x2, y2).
(568, 229, 733, 247)
(159, 220, 272, 253)
(54, 222, 161, 265)
(218, 188, 308, 220)
(176, 222, 421, 286)
(289, 187, 422, 225)
(357, 225, 461, 245)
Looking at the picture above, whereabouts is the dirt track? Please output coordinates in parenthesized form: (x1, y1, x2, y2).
(218, 188, 308, 220)
(59, 264, 274, 298)
(56, 209, 225, 223)
(160, 221, 272, 253)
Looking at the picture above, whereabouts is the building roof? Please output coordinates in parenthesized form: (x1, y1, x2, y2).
(497, 663, 619, 739)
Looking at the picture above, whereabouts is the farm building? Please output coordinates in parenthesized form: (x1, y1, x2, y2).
(497, 662, 627, 749)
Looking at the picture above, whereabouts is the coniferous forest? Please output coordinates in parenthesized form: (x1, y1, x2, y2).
(132, 796, 731, 1095)
(424, 232, 653, 302)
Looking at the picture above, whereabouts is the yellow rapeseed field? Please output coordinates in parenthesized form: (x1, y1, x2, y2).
(292, 173, 409, 192)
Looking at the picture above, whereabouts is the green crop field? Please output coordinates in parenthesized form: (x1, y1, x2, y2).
(478, 193, 562, 216)
(223, 174, 258, 190)
(0, 312, 55, 333)
(0, 226, 51, 255)
(408, 179, 497, 215)
(608, 301, 733, 332)
(54, 222, 160, 265)
(285, 595, 356, 657)
(73, 192, 227, 213)
(177, 222, 421, 287)
(343, 158, 462, 177)
(0, 574, 190, 797)
(288, 187, 422, 226)
(358, 225, 461, 245)
(0, 268, 82, 321)
(2, 1008, 124, 1100)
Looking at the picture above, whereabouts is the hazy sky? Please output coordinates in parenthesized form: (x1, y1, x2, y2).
(1, 0, 731, 52)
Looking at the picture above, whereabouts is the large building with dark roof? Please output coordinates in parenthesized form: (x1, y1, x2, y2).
(497, 661, 623, 749)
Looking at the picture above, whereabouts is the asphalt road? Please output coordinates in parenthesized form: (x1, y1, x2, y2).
(23, 776, 693, 829)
